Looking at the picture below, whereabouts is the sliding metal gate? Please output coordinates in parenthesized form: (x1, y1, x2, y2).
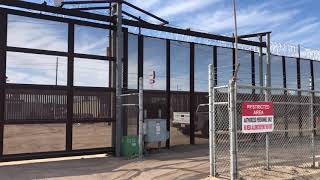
(0, 7, 115, 161)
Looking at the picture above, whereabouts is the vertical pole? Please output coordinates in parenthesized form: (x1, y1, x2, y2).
(137, 35, 143, 135)
(229, 79, 237, 180)
(251, 51, 255, 87)
(190, 43, 195, 145)
(231, 1, 239, 176)
(310, 77, 315, 168)
(310, 61, 316, 136)
(259, 36, 264, 88)
(66, 23, 75, 151)
(138, 77, 144, 158)
(265, 33, 271, 170)
(110, 19, 116, 151)
(123, 28, 128, 136)
(213, 46, 218, 86)
(0, 12, 7, 157)
(282, 56, 288, 138)
(55, 57, 59, 86)
(54, 57, 58, 120)
(232, 0, 238, 67)
(297, 57, 302, 136)
(166, 39, 171, 148)
(113, 2, 124, 157)
(209, 64, 216, 177)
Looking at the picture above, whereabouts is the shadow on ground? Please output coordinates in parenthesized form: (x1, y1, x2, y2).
(0, 144, 211, 180)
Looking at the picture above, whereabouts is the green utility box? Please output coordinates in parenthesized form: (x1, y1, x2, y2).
(121, 136, 139, 158)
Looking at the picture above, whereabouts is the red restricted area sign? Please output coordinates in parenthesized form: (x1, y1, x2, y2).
(242, 102, 274, 134)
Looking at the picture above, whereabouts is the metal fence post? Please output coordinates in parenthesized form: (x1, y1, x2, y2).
(138, 77, 144, 158)
(209, 64, 216, 177)
(310, 77, 315, 168)
(265, 33, 271, 170)
(229, 79, 237, 180)
(113, 1, 124, 157)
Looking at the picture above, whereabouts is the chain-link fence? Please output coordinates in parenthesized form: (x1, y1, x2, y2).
(212, 83, 320, 179)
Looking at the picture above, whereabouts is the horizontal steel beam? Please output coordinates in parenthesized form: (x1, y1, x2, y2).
(123, 19, 266, 47)
(238, 31, 272, 39)
(4, 120, 67, 125)
(6, 46, 68, 57)
(0, 0, 115, 23)
(5, 83, 115, 92)
(0, 147, 114, 162)
(123, 11, 148, 23)
(6, 46, 115, 62)
(73, 118, 115, 123)
(62, 0, 119, 6)
(1, 8, 115, 30)
(68, 6, 111, 11)
(122, 1, 169, 25)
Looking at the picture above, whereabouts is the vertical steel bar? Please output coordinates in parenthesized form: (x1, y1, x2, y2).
(138, 77, 144, 158)
(190, 43, 195, 145)
(310, 77, 315, 168)
(282, 56, 288, 138)
(209, 64, 216, 177)
(265, 33, 271, 170)
(123, 28, 128, 90)
(0, 12, 7, 157)
(166, 39, 171, 148)
(297, 57, 302, 136)
(251, 51, 255, 87)
(259, 36, 264, 87)
(66, 23, 75, 151)
(213, 46, 218, 86)
(122, 28, 128, 136)
(137, 35, 143, 135)
(310, 61, 316, 135)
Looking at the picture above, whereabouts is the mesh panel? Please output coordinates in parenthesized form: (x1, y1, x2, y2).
(213, 84, 319, 179)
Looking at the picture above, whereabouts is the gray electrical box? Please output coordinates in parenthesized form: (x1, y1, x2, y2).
(144, 119, 169, 143)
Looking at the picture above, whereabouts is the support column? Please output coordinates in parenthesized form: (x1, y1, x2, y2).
(0, 12, 7, 157)
(112, 2, 124, 157)
(66, 23, 74, 151)
(209, 64, 216, 177)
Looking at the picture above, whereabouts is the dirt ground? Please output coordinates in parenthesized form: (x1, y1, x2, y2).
(1, 144, 320, 180)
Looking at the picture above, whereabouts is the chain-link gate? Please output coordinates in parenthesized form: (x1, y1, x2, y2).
(211, 81, 320, 179)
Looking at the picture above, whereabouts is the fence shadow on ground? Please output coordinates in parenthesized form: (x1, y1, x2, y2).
(0, 144, 213, 180)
